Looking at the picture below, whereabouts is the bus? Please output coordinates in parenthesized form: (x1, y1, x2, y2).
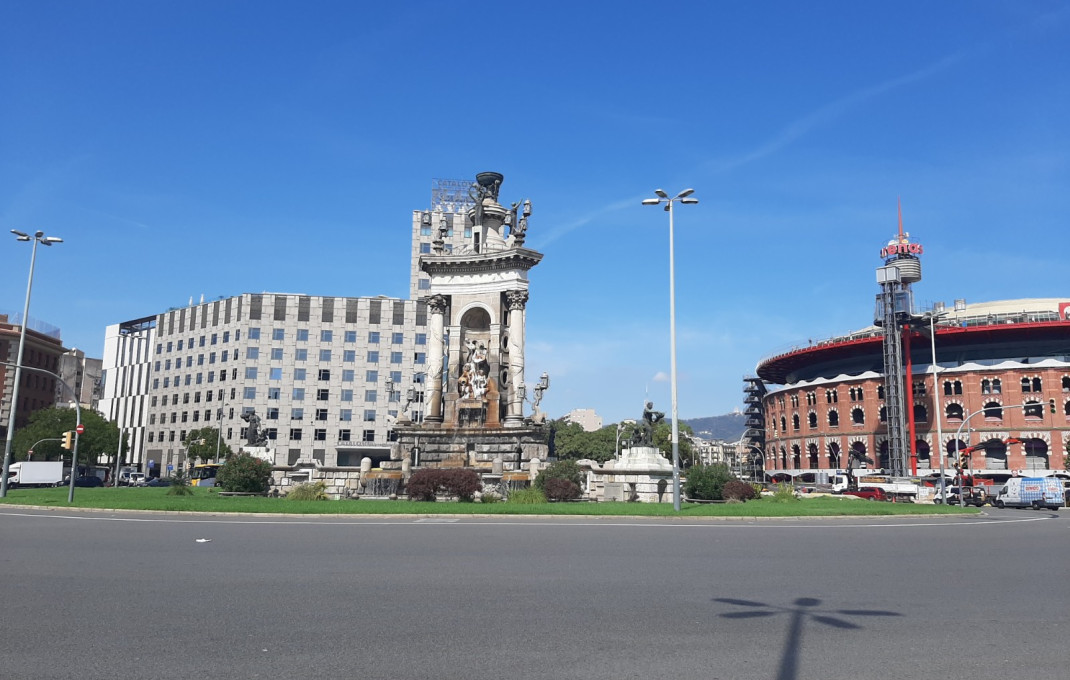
(189, 463, 223, 487)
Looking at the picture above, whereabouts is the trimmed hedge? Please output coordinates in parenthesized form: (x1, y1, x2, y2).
(407, 468, 482, 502)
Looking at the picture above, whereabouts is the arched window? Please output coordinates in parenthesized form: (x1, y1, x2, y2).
(851, 407, 865, 425)
(983, 401, 1003, 420)
(828, 410, 840, 427)
(808, 412, 817, 428)
(946, 403, 964, 420)
(877, 384, 885, 399)
(792, 414, 800, 430)
(791, 445, 801, 468)
(1024, 400, 1043, 419)
(1063, 376, 1070, 392)
(1023, 439, 1048, 470)
(1064, 400, 1070, 416)
(781, 416, 787, 432)
(879, 405, 887, 422)
(916, 440, 931, 466)
(878, 440, 890, 469)
(807, 443, 819, 469)
(913, 404, 928, 422)
(828, 442, 841, 467)
(826, 389, 838, 404)
(943, 380, 962, 396)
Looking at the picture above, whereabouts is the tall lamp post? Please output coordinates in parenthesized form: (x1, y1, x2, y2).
(1, 230, 63, 498)
(643, 189, 698, 511)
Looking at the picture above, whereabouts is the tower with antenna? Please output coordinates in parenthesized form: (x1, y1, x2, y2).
(874, 200, 923, 476)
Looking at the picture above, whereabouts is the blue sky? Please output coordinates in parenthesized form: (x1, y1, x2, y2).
(2, 1, 1068, 426)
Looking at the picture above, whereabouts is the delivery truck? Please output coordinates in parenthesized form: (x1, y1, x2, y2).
(8, 461, 64, 488)
(994, 477, 1064, 510)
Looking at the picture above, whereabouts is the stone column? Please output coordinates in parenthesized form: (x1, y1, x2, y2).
(503, 290, 528, 427)
(425, 294, 448, 424)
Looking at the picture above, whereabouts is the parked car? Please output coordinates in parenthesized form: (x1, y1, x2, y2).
(933, 486, 989, 507)
(128, 472, 146, 486)
(73, 475, 104, 487)
(843, 487, 888, 501)
(143, 477, 170, 487)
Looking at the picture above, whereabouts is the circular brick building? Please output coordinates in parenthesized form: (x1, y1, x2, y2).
(753, 299, 1070, 478)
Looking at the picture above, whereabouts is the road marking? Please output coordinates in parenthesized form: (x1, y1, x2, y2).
(0, 509, 1060, 529)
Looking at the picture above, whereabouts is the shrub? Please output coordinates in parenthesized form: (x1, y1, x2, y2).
(479, 490, 501, 503)
(534, 460, 583, 493)
(507, 487, 547, 504)
(216, 453, 273, 493)
(287, 481, 329, 501)
(167, 471, 193, 496)
(768, 483, 799, 503)
(405, 469, 483, 502)
(544, 477, 581, 502)
(723, 480, 757, 502)
(683, 463, 734, 501)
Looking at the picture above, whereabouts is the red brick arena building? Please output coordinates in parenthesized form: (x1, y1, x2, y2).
(750, 298, 1070, 481)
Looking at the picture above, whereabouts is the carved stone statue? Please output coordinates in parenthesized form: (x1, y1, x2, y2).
(241, 410, 268, 446)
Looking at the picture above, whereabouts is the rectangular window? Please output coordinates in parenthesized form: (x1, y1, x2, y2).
(417, 279, 430, 290)
(340, 409, 352, 421)
(391, 371, 403, 384)
(245, 367, 258, 379)
(390, 351, 403, 364)
(341, 389, 353, 402)
(368, 331, 380, 344)
(268, 387, 281, 399)
(317, 389, 330, 400)
(289, 428, 302, 441)
(267, 407, 279, 420)
(365, 370, 378, 382)
(222, 350, 229, 362)
(296, 329, 309, 341)
(209, 352, 216, 364)
(293, 388, 305, 400)
(367, 350, 379, 363)
(338, 429, 351, 442)
(295, 349, 308, 361)
(415, 333, 426, 345)
(415, 352, 426, 365)
(248, 328, 261, 340)
(365, 390, 377, 402)
(223, 331, 230, 343)
(342, 369, 354, 382)
(319, 349, 331, 362)
(269, 368, 282, 380)
(318, 369, 331, 381)
(364, 410, 376, 422)
(294, 368, 307, 381)
(344, 330, 357, 343)
(291, 408, 304, 420)
(392, 332, 404, 344)
(270, 347, 284, 360)
(314, 429, 327, 441)
(343, 350, 356, 362)
(272, 328, 285, 341)
(363, 429, 375, 442)
(316, 408, 328, 421)
(419, 242, 431, 254)
(321, 330, 333, 342)
(243, 387, 256, 399)
(197, 354, 204, 365)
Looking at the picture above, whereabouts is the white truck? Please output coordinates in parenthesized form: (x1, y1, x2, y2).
(994, 477, 1064, 510)
(831, 473, 919, 502)
(8, 461, 64, 488)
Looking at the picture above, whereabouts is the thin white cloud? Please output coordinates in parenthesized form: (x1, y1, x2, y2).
(710, 51, 968, 173)
(534, 195, 645, 247)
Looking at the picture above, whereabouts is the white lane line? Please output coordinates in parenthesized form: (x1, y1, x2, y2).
(0, 510, 1059, 529)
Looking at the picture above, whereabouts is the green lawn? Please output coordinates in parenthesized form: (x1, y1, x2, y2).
(0, 486, 980, 517)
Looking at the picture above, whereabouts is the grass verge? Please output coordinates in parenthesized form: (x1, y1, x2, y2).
(0, 487, 981, 517)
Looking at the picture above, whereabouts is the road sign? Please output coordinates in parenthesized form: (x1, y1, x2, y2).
(167, 465, 173, 471)
(75, 424, 85, 434)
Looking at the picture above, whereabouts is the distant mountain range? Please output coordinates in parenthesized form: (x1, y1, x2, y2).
(682, 413, 748, 441)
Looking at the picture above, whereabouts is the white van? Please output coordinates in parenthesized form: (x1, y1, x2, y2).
(994, 477, 1064, 510)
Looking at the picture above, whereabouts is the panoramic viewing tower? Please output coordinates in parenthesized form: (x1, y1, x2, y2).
(393, 172, 549, 468)
(875, 204, 922, 476)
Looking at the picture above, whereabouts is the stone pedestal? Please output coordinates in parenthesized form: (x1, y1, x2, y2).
(581, 446, 674, 503)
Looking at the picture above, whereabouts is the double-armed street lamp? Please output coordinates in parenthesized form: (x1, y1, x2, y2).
(642, 189, 698, 511)
(2, 230, 63, 498)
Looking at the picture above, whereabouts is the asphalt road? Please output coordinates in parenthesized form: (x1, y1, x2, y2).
(1, 507, 1068, 680)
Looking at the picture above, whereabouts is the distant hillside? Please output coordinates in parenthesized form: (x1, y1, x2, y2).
(683, 413, 748, 441)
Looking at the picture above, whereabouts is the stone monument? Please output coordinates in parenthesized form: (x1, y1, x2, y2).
(391, 172, 549, 470)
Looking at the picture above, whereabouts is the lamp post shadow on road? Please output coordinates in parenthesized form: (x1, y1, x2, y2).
(714, 596, 901, 680)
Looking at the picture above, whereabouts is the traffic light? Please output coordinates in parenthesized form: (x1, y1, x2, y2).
(61, 431, 74, 450)
(1050, 398, 1057, 414)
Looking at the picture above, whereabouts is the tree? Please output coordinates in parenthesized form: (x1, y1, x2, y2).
(651, 420, 694, 466)
(550, 420, 617, 463)
(11, 407, 121, 468)
(1064, 439, 1070, 473)
(216, 453, 272, 493)
(184, 427, 232, 464)
(684, 463, 735, 501)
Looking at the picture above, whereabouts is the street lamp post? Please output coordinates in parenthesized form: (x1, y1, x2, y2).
(1, 230, 63, 498)
(921, 309, 950, 503)
(643, 189, 698, 511)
